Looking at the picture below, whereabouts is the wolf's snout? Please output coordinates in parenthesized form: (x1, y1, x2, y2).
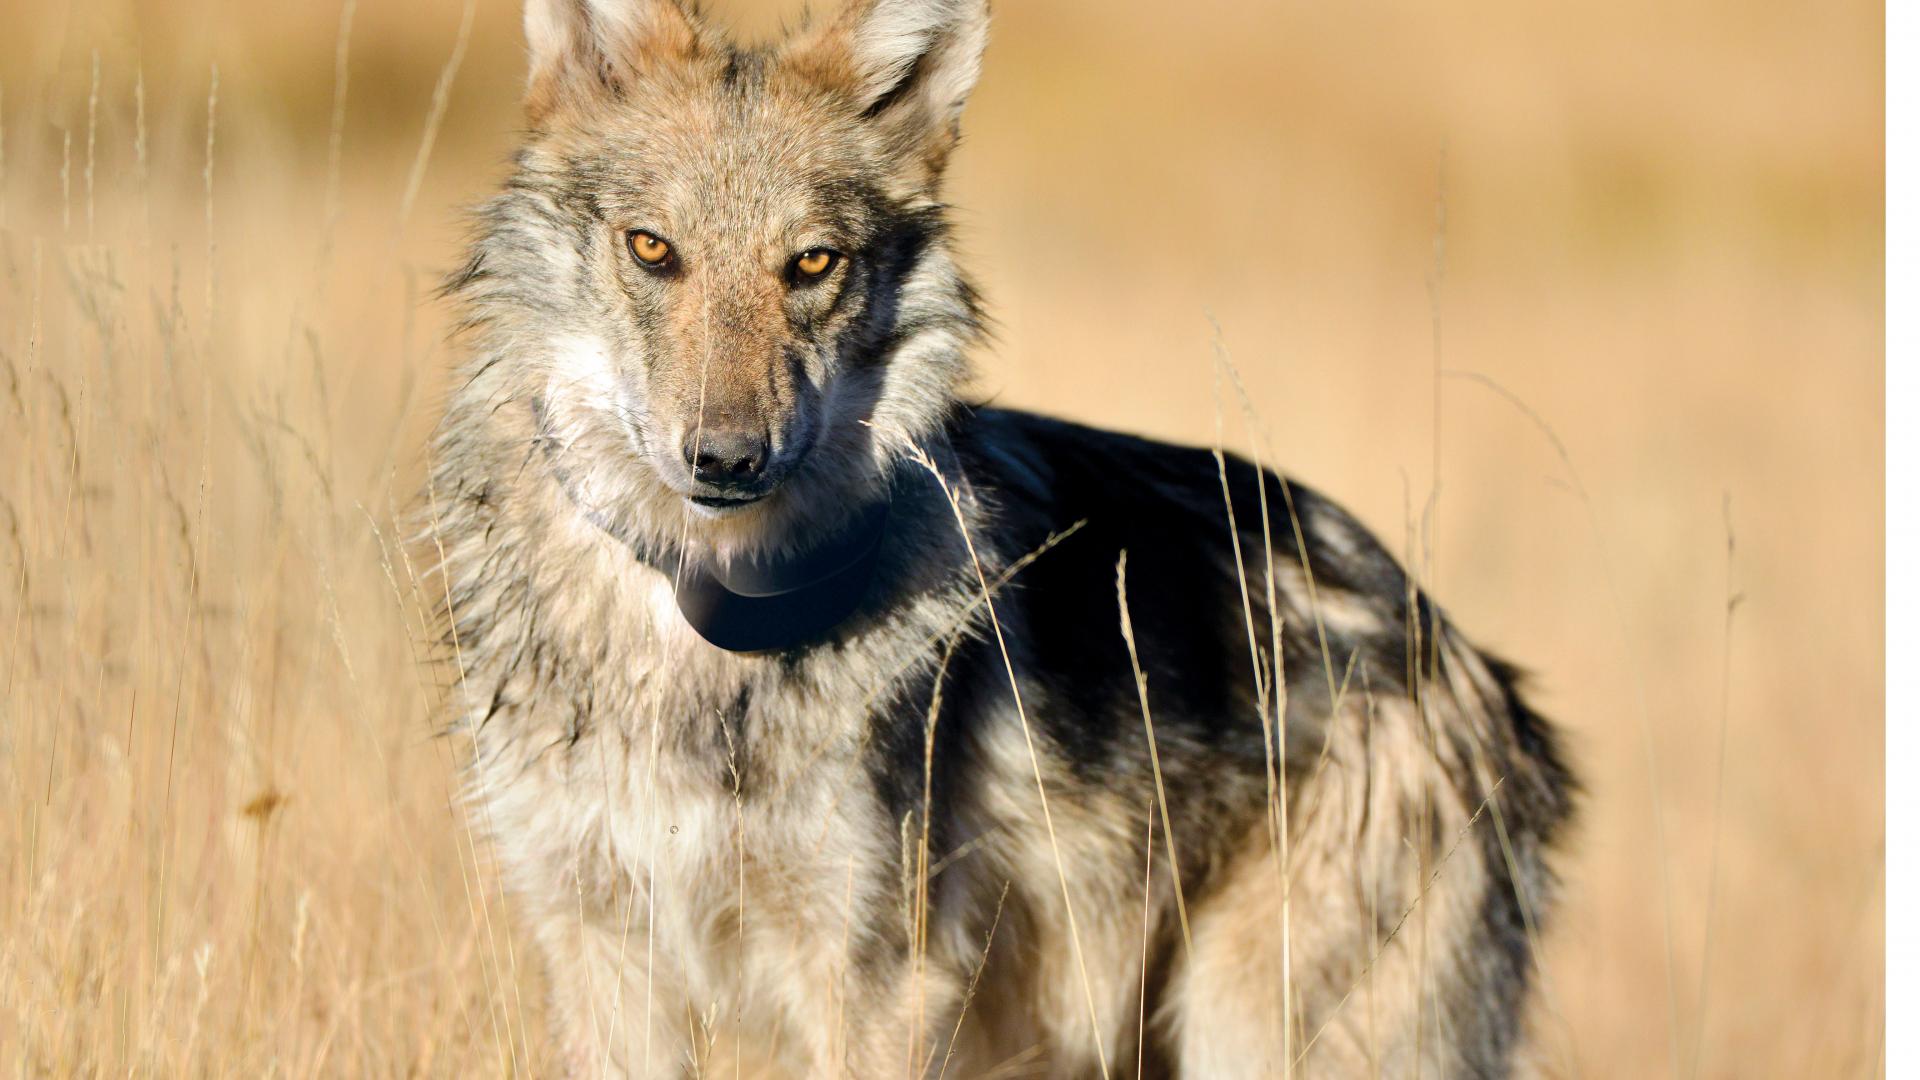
(682, 426, 771, 489)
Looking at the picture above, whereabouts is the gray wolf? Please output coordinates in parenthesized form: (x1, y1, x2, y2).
(426, 0, 1574, 1074)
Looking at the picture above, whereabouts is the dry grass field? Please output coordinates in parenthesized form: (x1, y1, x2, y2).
(0, 0, 1883, 1075)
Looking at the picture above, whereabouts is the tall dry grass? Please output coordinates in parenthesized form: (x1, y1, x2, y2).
(0, 0, 1883, 1076)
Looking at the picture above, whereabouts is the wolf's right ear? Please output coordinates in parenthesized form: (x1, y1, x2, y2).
(523, 0, 701, 120)
(785, 0, 990, 182)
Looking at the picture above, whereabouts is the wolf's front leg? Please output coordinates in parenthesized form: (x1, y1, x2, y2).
(831, 962, 968, 1080)
(529, 896, 697, 1079)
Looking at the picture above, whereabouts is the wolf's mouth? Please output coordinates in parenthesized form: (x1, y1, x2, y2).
(689, 491, 768, 511)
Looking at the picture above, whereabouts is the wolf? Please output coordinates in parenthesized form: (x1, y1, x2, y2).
(425, 0, 1575, 1075)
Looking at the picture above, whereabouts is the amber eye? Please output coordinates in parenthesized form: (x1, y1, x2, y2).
(792, 248, 838, 281)
(627, 230, 673, 268)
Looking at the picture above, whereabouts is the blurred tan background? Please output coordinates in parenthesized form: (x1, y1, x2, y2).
(0, 0, 1883, 1075)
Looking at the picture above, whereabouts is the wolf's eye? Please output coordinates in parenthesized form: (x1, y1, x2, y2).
(627, 231, 674, 269)
(790, 248, 839, 284)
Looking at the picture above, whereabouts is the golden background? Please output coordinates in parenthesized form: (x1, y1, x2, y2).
(0, 0, 1883, 1074)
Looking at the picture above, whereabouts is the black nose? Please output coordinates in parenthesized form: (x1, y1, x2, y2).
(682, 426, 770, 487)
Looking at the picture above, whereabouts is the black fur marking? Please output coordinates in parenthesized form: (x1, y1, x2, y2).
(834, 203, 942, 370)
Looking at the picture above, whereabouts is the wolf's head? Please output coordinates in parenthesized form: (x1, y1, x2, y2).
(450, 0, 988, 560)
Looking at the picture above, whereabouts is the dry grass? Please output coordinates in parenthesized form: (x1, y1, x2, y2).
(0, 0, 1883, 1075)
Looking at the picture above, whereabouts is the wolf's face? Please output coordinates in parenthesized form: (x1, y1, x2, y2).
(464, 0, 987, 556)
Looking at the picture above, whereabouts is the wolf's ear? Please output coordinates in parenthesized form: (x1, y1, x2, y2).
(523, 0, 702, 120)
(787, 0, 990, 179)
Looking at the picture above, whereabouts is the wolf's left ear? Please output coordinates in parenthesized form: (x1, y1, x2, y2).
(787, 0, 990, 179)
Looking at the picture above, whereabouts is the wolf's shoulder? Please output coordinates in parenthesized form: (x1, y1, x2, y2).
(935, 405, 1424, 759)
(943, 404, 1404, 597)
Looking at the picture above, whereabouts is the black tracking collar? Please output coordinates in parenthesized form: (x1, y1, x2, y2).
(673, 497, 891, 653)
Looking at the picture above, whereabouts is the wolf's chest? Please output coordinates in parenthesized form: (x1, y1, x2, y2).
(480, 695, 903, 1022)
(478, 663, 899, 926)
